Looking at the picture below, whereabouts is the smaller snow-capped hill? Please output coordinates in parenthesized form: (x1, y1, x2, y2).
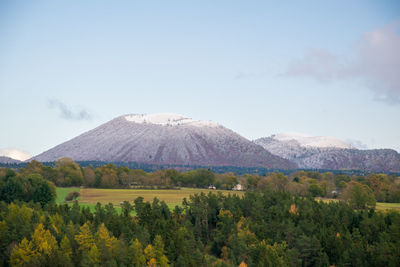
(0, 156, 21, 164)
(272, 132, 353, 149)
(33, 113, 297, 169)
(0, 148, 32, 161)
(254, 134, 400, 172)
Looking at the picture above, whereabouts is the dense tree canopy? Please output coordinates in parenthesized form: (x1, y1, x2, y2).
(1, 160, 400, 265)
(0, 170, 56, 206)
(1, 190, 399, 266)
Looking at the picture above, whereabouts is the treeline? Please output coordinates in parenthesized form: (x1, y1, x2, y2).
(1, 159, 240, 189)
(1, 191, 399, 266)
(0, 169, 56, 206)
(3, 158, 400, 204)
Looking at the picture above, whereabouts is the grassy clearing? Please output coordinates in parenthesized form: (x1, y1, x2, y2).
(56, 187, 123, 213)
(315, 197, 339, 203)
(56, 187, 244, 214)
(80, 187, 245, 208)
(57, 188, 399, 212)
(375, 202, 400, 211)
(56, 187, 80, 203)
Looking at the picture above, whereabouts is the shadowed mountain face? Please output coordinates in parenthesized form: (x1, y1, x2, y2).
(33, 114, 296, 169)
(255, 136, 400, 172)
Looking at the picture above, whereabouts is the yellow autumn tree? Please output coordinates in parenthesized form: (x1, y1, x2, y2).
(87, 245, 101, 266)
(236, 217, 257, 246)
(31, 223, 58, 256)
(60, 235, 73, 266)
(144, 244, 156, 266)
(96, 223, 117, 256)
(10, 238, 38, 267)
(10, 223, 59, 266)
(49, 213, 64, 235)
(147, 258, 157, 267)
(75, 222, 95, 252)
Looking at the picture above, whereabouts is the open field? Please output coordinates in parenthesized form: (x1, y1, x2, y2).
(56, 188, 400, 212)
(316, 197, 400, 212)
(375, 202, 400, 211)
(56, 187, 245, 212)
(80, 187, 245, 208)
(56, 187, 80, 203)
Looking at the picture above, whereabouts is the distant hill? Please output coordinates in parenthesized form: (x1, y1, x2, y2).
(32, 113, 296, 169)
(0, 156, 21, 164)
(255, 134, 400, 172)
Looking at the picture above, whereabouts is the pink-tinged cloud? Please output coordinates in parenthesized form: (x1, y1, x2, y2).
(285, 49, 342, 82)
(285, 21, 400, 104)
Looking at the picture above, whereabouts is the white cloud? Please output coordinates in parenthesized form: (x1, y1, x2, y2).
(285, 21, 400, 104)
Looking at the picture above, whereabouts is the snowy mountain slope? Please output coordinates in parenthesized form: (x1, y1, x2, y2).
(255, 135, 400, 172)
(124, 113, 220, 127)
(271, 132, 353, 149)
(33, 114, 296, 169)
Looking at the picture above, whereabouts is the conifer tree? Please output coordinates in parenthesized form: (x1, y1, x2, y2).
(129, 238, 146, 266)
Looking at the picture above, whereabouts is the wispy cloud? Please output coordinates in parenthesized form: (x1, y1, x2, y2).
(284, 20, 400, 105)
(284, 49, 342, 82)
(48, 99, 93, 121)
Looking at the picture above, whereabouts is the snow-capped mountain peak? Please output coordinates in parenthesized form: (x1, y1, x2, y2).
(124, 113, 220, 127)
(32, 113, 296, 169)
(271, 132, 353, 149)
(0, 148, 32, 161)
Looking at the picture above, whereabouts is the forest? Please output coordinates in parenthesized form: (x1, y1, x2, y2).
(0, 159, 400, 266)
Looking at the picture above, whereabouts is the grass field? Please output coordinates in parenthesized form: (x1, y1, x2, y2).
(56, 187, 245, 212)
(80, 188, 245, 209)
(375, 202, 400, 211)
(56, 187, 81, 203)
(56, 188, 399, 213)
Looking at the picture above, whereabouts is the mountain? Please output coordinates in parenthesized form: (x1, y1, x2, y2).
(0, 148, 32, 161)
(33, 113, 296, 169)
(0, 156, 21, 164)
(271, 132, 353, 149)
(254, 133, 400, 172)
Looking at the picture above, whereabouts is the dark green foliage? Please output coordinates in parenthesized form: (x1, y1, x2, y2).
(308, 183, 325, 197)
(0, 171, 56, 206)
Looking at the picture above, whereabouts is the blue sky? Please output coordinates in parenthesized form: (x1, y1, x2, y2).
(1, 0, 399, 156)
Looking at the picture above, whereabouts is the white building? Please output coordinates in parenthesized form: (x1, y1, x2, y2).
(232, 184, 243, 191)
